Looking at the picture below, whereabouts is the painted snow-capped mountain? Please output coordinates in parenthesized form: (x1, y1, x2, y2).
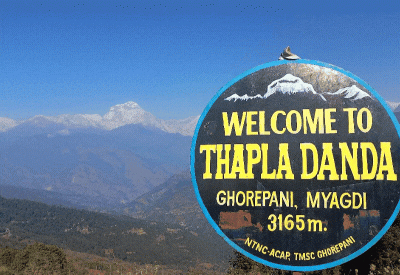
(264, 74, 317, 98)
(224, 74, 377, 103)
(225, 74, 325, 101)
(0, 101, 199, 136)
(225, 94, 263, 102)
(324, 85, 371, 100)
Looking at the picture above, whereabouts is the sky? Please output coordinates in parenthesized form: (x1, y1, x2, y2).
(0, 0, 399, 120)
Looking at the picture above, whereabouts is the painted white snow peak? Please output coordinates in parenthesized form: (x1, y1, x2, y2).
(224, 74, 326, 102)
(326, 85, 371, 100)
(264, 74, 317, 98)
(225, 94, 263, 102)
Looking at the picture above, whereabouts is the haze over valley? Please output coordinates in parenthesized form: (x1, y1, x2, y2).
(1, 99, 399, 210)
(0, 98, 399, 273)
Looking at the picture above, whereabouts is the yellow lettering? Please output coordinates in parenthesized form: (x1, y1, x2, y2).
(307, 192, 320, 208)
(259, 111, 270, 135)
(329, 193, 340, 209)
(317, 143, 339, 180)
(216, 190, 226, 205)
(276, 143, 294, 179)
(300, 143, 319, 179)
(357, 108, 373, 133)
(200, 144, 216, 179)
(226, 191, 235, 206)
(340, 193, 351, 209)
(261, 143, 276, 179)
(255, 191, 262, 207)
(215, 144, 231, 179)
(339, 142, 360, 180)
(246, 111, 258, 135)
(321, 192, 332, 208)
(352, 192, 363, 209)
(303, 109, 324, 134)
(343, 108, 357, 134)
(236, 191, 246, 206)
(271, 110, 286, 134)
(269, 192, 279, 207)
(360, 142, 378, 180)
(245, 144, 261, 179)
(222, 112, 246, 136)
(246, 191, 254, 206)
(286, 110, 302, 134)
(324, 108, 337, 134)
(231, 144, 247, 179)
(263, 191, 271, 206)
(376, 142, 397, 181)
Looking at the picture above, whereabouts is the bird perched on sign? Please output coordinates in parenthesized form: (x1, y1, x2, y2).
(279, 46, 301, 60)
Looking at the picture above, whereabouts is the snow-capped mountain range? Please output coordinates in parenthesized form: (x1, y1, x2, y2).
(225, 74, 373, 103)
(0, 101, 199, 136)
(0, 86, 398, 137)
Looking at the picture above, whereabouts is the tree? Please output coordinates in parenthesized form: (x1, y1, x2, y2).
(9, 243, 74, 274)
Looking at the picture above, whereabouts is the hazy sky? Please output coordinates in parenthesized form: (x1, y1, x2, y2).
(0, 0, 399, 120)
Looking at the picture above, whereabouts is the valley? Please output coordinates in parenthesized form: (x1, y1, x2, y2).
(0, 196, 233, 272)
(0, 100, 399, 273)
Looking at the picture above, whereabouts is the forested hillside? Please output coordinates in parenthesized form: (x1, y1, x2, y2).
(0, 196, 233, 272)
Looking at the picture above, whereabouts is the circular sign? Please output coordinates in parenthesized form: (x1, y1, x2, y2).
(191, 60, 400, 271)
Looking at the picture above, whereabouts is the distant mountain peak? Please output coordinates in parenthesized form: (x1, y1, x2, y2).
(25, 115, 56, 127)
(105, 101, 145, 116)
(104, 101, 147, 119)
(111, 101, 142, 109)
(0, 117, 19, 132)
(387, 101, 400, 112)
(102, 101, 160, 131)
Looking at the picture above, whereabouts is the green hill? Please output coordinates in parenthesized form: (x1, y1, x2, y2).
(0, 196, 232, 271)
